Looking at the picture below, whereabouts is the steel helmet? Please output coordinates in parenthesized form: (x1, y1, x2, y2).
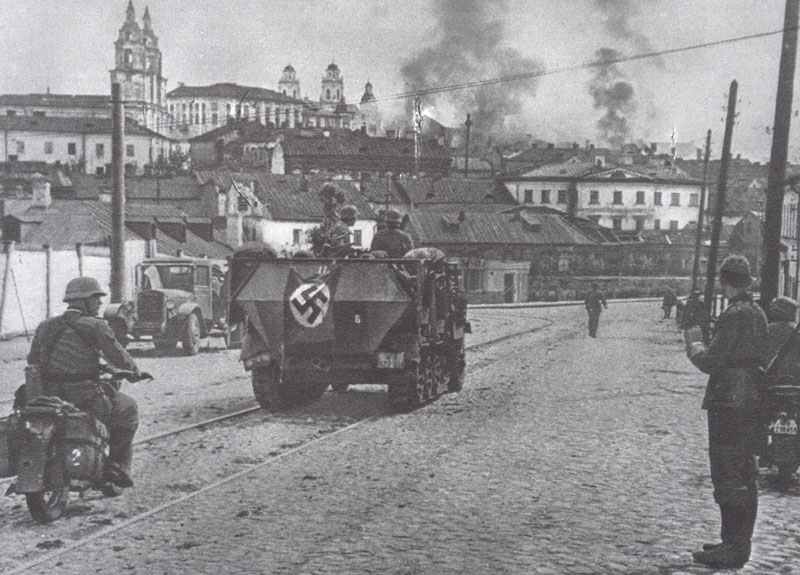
(340, 204, 358, 224)
(768, 296, 798, 322)
(385, 209, 402, 228)
(63, 276, 107, 302)
(719, 254, 752, 287)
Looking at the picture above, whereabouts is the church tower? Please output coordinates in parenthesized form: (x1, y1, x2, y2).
(320, 63, 344, 105)
(110, 1, 167, 132)
(358, 81, 382, 136)
(278, 65, 301, 99)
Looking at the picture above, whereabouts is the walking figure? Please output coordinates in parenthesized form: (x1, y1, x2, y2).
(662, 287, 677, 319)
(584, 282, 607, 338)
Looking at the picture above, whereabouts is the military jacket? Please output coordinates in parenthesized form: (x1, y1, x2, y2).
(584, 290, 607, 313)
(370, 229, 414, 258)
(688, 293, 769, 411)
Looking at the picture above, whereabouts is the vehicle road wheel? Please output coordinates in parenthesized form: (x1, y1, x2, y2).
(26, 487, 69, 524)
(332, 382, 350, 393)
(182, 313, 201, 356)
(447, 340, 465, 393)
(300, 381, 329, 403)
(153, 336, 177, 354)
(406, 361, 425, 409)
(110, 319, 129, 348)
(251, 363, 291, 411)
(777, 462, 798, 487)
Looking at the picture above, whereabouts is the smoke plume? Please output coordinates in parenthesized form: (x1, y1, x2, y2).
(589, 48, 636, 149)
(592, 0, 661, 63)
(400, 0, 542, 146)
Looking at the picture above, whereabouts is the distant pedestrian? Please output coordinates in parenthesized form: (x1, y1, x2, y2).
(684, 255, 768, 569)
(584, 282, 607, 338)
(681, 289, 710, 340)
(662, 287, 677, 319)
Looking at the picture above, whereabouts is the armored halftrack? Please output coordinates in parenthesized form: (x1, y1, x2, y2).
(228, 249, 469, 411)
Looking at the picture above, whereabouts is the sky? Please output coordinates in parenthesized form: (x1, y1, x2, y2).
(0, 0, 797, 161)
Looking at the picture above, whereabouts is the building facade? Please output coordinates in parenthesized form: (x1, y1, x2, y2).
(0, 94, 112, 120)
(109, 1, 169, 132)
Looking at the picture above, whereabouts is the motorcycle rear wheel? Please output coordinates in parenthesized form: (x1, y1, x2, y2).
(26, 487, 69, 523)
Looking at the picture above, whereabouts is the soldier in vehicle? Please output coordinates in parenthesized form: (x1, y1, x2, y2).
(684, 255, 769, 569)
(370, 209, 414, 258)
(327, 204, 358, 257)
(27, 277, 144, 488)
(583, 282, 607, 338)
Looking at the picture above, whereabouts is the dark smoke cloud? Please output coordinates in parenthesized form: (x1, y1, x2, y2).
(593, 0, 661, 64)
(400, 0, 542, 144)
(589, 48, 636, 149)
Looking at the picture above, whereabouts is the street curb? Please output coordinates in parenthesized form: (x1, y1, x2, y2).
(469, 298, 661, 310)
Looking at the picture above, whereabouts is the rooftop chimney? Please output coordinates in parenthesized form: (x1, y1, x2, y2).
(31, 178, 52, 209)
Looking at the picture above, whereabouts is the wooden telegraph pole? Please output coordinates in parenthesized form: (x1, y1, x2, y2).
(464, 114, 472, 177)
(691, 129, 712, 292)
(111, 82, 126, 302)
(705, 81, 738, 318)
(761, 0, 799, 306)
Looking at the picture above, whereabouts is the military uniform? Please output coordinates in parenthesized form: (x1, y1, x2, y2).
(28, 308, 140, 475)
(765, 296, 800, 386)
(584, 287, 607, 337)
(687, 292, 768, 566)
(370, 228, 414, 258)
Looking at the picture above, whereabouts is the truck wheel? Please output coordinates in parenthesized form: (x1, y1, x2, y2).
(300, 381, 328, 403)
(154, 336, 177, 354)
(110, 319, 129, 348)
(26, 487, 69, 524)
(182, 313, 201, 356)
(447, 340, 465, 393)
(251, 363, 291, 411)
(331, 382, 350, 393)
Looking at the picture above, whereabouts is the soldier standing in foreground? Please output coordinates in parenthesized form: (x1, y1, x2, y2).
(583, 282, 607, 338)
(684, 255, 769, 569)
(370, 209, 414, 258)
(27, 277, 143, 487)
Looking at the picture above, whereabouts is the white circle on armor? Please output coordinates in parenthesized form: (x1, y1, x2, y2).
(289, 282, 331, 328)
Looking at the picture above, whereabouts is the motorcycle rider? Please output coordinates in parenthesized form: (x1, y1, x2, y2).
(27, 277, 143, 488)
(684, 255, 769, 569)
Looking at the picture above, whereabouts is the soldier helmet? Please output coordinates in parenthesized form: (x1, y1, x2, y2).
(63, 276, 107, 302)
(768, 296, 798, 322)
(719, 254, 752, 287)
(340, 204, 358, 224)
(385, 209, 402, 228)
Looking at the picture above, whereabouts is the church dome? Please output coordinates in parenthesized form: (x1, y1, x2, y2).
(326, 62, 340, 73)
(283, 64, 295, 73)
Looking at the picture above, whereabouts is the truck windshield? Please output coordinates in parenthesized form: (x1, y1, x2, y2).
(142, 265, 194, 291)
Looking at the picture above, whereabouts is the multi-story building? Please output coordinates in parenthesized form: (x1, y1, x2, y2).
(503, 157, 704, 232)
(0, 94, 111, 119)
(109, 1, 169, 131)
(298, 63, 359, 130)
(0, 115, 171, 176)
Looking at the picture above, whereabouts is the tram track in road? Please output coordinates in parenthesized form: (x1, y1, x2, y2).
(3, 314, 560, 575)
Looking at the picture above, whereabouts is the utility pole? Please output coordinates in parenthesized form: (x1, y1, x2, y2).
(705, 81, 738, 319)
(464, 113, 472, 177)
(691, 129, 712, 291)
(111, 82, 126, 302)
(413, 97, 423, 176)
(761, 0, 800, 307)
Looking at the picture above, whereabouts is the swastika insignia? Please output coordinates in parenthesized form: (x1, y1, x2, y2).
(289, 282, 331, 328)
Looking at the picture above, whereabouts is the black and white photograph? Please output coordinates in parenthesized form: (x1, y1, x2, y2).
(1, 0, 800, 572)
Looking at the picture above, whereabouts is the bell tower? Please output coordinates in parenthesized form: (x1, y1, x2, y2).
(110, 1, 167, 132)
(278, 65, 300, 99)
(320, 62, 344, 104)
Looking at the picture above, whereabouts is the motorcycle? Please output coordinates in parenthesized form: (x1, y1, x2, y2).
(4, 368, 151, 523)
(761, 384, 800, 485)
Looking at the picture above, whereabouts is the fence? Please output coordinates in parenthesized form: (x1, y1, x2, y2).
(0, 241, 144, 339)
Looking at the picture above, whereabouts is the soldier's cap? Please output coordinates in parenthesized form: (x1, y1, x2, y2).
(718, 254, 751, 287)
(769, 295, 798, 321)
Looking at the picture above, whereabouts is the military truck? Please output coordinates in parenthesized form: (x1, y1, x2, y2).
(104, 257, 230, 355)
(228, 249, 469, 411)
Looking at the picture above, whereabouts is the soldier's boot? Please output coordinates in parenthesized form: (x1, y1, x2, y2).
(695, 502, 754, 568)
(107, 427, 137, 488)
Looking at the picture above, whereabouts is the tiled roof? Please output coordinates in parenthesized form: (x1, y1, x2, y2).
(188, 120, 280, 143)
(0, 93, 111, 109)
(406, 206, 607, 246)
(19, 201, 143, 247)
(280, 131, 450, 160)
(167, 83, 303, 105)
(450, 156, 495, 173)
(513, 159, 698, 184)
(0, 115, 165, 138)
(397, 177, 516, 205)
(68, 174, 204, 205)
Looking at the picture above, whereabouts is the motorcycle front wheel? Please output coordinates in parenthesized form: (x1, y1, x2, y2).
(26, 486, 69, 523)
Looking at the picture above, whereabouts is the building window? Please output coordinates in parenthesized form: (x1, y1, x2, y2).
(636, 190, 645, 204)
(33, 110, 45, 118)
(96, 143, 104, 158)
(557, 189, 567, 204)
(466, 269, 482, 292)
(671, 192, 680, 206)
(226, 103, 231, 117)
(669, 220, 679, 231)
(67, 142, 77, 155)
(613, 190, 623, 205)
(689, 193, 699, 207)
(635, 217, 645, 231)
(292, 229, 302, 245)
(6, 110, 17, 117)
(589, 190, 599, 204)
(612, 217, 622, 230)
(95, 167, 105, 176)
(212, 112, 218, 126)
(44, 141, 53, 155)
(126, 144, 135, 158)
(16, 141, 24, 154)
(654, 219, 661, 230)
(654, 191, 662, 206)
(238, 195, 249, 212)
(352, 229, 362, 246)
(524, 189, 533, 203)
(326, 88, 331, 100)
(541, 189, 551, 204)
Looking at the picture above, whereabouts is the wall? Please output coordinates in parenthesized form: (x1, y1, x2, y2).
(0, 240, 145, 338)
(252, 219, 376, 255)
(528, 275, 695, 302)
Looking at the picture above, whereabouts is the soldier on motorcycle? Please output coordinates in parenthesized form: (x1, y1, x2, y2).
(26, 277, 143, 488)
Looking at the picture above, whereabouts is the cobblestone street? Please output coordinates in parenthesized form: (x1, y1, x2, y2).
(3, 302, 800, 574)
